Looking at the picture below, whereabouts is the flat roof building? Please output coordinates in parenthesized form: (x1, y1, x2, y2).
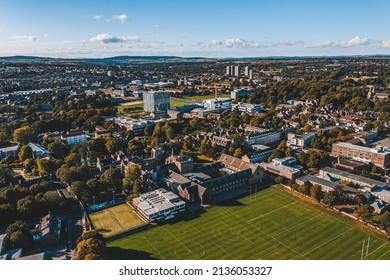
(133, 188, 186, 222)
(202, 98, 232, 110)
(331, 142, 390, 169)
(261, 157, 302, 180)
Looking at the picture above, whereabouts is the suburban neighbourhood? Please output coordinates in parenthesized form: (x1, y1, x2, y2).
(0, 54, 390, 261)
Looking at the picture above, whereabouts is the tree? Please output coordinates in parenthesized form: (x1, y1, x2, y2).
(18, 145, 33, 161)
(322, 192, 337, 207)
(105, 138, 121, 155)
(310, 185, 322, 202)
(122, 164, 142, 195)
(354, 194, 366, 205)
(36, 158, 56, 176)
(76, 230, 106, 260)
(101, 168, 123, 191)
(334, 185, 344, 200)
(379, 212, 390, 234)
(298, 184, 310, 196)
(48, 140, 69, 159)
(70, 181, 89, 200)
(355, 204, 374, 223)
(0, 203, 15, 227)
(13, 126, 34, 145)
(6, 220, 31, 249)
(16, 196, 46, 219)
(275, 176, 284, 184)
(233, 148, 243, 158)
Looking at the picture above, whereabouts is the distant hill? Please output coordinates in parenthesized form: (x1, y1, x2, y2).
(1, 54, 390, 65)
(0, 55, 217, 65)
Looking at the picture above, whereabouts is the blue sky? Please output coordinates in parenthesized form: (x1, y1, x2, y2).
(1, 0, 390, 58)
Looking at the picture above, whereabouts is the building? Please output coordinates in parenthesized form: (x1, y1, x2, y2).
(234, 65, 240, 77)
(27, 143, 51, 159)
(202, 98, 232, 110)
(331, 142, 390, 169)
(132, 188, 186, 222)
(245, 130, 281, 146)
(261, 157, 302, 180)
(210, 135, 235, 148)
(242, 148, 273, 163)
(296, 174, 364, 199)
(94, 126, 112, 138)
(319, 167, 387, 191)
(32, 214, 61, 246)
(164, 154, 264, 205)
(96, 157, 116, 173)
(143, 91, 170, 112)
(226, 65, 234, 76)
(113, 116, 154, 135)
(233, 102, 264, 113)
(231, 89, 254, 100)
(287, 132, 315, 148)
(0, 144, 19, 159)
(61, 130, 88, 145)
(166, 155, 194, 174)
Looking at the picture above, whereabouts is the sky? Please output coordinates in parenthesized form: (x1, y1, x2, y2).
(1, 0, 390, 58)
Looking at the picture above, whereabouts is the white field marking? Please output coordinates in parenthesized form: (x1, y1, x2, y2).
(188, 222, 237, 259)
(302, 228, 354, 257)
(222, 207, 308, 260)
(273, 213, 324, 237)
(375, 249, 390, 260)
(245, 192, 275, 204)
(247, 202, 297, 222)
(143, 237, 166, 260)
(363, 242, 389, 259)
(165, 230, 204, 257)
(217, 202, 278, 250)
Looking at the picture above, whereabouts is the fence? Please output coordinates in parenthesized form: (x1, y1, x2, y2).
(85, 198, 126, 213)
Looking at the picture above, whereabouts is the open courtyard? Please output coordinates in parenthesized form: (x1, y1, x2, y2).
(107, 186, 390, 260)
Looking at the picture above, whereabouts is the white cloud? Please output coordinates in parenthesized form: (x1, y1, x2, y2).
(89, 33, 140, 44)
(277, 40, 305, 47)
(211, 38, 261, 48)
(308, 40, 337, 48)
(339, 36, 369, 47)
(44, 34, 49, 38)
(93, 15, 103, 20)
(154, 24, 159, 28)
(12, 35, 37, 42)
(308, 36, 369, 48)
(381, 40, 390, 48)
(113, 14, 128, 23)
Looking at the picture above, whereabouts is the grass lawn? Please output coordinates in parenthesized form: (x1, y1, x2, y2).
(170, 99, 191, 107)
(193, 155, 216, 166)
(116, 102, 144, 114)
(89, 203, 145, 238)
(182, 93, 231, 102)
(107, 186, 390, 260)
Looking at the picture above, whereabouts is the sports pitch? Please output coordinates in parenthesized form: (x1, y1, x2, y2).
(89, 203, 145, 238)
(107, 186, 390, 260)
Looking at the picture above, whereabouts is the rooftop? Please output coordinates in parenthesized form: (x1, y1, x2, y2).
(133, 188, 185, 216)
(333, 142, 390, 154)
(0, 145, 19, 153)
(321, 167, 388, 189)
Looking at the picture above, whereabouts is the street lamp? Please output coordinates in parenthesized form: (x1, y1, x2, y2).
(112, 190, 115, 202)
(92, 196, 96, 205)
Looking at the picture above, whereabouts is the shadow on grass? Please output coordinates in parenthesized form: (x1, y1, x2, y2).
(107, 247, 158, 260)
